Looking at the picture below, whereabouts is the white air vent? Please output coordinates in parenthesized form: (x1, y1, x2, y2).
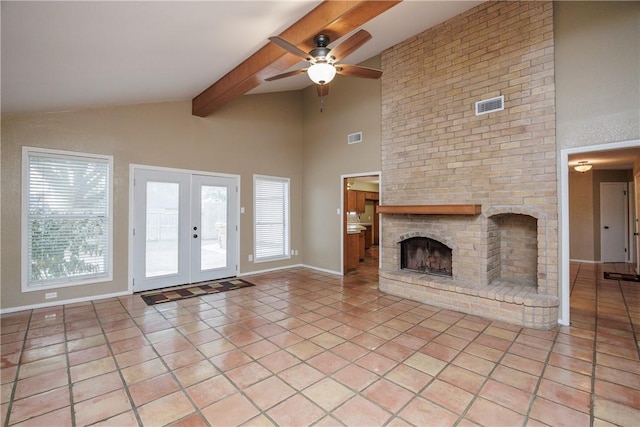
(475, 95, 504, 115)
(347, 132, 362, 144)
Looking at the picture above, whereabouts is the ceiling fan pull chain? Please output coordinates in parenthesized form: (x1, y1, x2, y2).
(320, 97, 324, 113)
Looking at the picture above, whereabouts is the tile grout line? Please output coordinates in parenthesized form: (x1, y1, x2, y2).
(134, 295, 222, 426)
(589, 263, 603, 426)
(522, 324, 565, 426)
(3, 310, 33, 427)
(89, 299, 146, 427)
(413, 317, 483, 424)
(150, 289, 296, 426)
(63, 305, 78, 427)
(617, 277, 640, 361)
(453, 323, 542, 426)
(221, 274, 418, 424)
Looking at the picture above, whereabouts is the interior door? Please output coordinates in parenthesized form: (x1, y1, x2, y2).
(133, 168, 238, 292)
(600, 182, 627, 263)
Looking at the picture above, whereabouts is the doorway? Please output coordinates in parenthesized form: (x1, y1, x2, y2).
(560, 139, 640, 325)
(342, 172, 380, 274)
(132, 166, 239, 292)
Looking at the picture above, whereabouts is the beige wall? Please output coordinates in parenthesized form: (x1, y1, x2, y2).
(300, 56, 382, 272)
(568, 171, 595, 261)
(557, 1, 640, 262)
(555, 1, 640, 147)
(1, 93, 303, 310)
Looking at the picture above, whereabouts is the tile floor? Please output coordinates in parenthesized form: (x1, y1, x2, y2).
(1, 249, 639, 426)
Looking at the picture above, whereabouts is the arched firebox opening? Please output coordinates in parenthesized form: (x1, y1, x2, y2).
(401, 237, 452, 277)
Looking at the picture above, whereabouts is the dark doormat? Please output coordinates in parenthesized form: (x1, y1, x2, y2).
(140, 278, 255, 305)
(603, 272, 640, 282)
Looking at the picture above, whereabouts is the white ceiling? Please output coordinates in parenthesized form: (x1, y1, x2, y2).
(569, 148, 639, 171)
(1, 0, 482, 116)
(3, 1, 637, 170)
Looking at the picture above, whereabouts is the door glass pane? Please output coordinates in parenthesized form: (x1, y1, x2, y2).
(146, 182, 180, 277)
(201, 185, 227, 271)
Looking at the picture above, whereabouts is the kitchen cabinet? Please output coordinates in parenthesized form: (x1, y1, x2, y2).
(347, 190, 366, 213)
(359, 232, 365, 260)
(346, 232, 360, 271)
(347, 190, 356, 212)
(356, 191, 365, 213)
(364, 226, 372, 249)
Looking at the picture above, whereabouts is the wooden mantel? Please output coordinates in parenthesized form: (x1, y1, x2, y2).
(376, 204, 482, 215)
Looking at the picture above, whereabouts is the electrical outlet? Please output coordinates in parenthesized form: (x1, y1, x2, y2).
(294, 250, 299, 256)
(45, 292, 57, 299)
(248, 254, 253, 262)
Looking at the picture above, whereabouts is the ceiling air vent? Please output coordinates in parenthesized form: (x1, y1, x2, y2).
(475, 95, 504, 116)
(347, 131, 363, 144)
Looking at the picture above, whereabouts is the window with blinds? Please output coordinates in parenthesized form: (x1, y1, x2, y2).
(254, 175, 290, 262)
(23, 147, 113, 289)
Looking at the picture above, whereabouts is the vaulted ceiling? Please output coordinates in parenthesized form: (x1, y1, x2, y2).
(1, 1, 482, 117)
(192, 1, 401, 116)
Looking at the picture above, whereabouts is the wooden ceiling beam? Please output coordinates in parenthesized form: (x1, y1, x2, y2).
(192, 0, 401, 117)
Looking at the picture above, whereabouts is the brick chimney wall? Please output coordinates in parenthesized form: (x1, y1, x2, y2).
(379, 1, 558, 328)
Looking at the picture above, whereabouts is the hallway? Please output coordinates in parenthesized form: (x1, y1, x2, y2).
(1, 253, 638, 426)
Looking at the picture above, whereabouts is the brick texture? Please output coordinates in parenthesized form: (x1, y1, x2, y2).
(379, 1, 558, 329)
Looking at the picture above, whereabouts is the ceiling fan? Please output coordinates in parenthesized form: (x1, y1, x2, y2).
(265, 29, 383, 97)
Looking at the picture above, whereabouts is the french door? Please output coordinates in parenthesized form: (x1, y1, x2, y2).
(133, 168, 238, 292)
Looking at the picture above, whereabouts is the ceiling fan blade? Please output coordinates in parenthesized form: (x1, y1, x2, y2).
(335, 64, 382, 79)
(329, 29, 372, 62)
(265, 68, 307, 82)
(269, 36, 310, 61)
(316, 84, 330, 97)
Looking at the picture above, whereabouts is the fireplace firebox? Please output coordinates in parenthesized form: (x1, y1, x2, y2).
(401, 237, 452, 277)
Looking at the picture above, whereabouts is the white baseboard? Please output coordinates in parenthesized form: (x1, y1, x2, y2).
(0, 290, 132, 315)
(238, 264, 342, 277)
(298, 264, 342, 276)
(238, 263, 305, 277)
(240, 263, 342, 278)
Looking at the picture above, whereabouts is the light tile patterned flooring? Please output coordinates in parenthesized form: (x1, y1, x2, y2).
(2, 250, 639, 426)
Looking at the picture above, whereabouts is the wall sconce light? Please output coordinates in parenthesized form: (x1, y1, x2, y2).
(574, 161, 592, 173)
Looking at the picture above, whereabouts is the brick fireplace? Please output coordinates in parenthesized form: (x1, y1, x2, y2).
(378, 1, 559, 329)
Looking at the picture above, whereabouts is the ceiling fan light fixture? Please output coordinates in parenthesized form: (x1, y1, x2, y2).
(307, 62, 336, 85)
(574, 161, 592, 173)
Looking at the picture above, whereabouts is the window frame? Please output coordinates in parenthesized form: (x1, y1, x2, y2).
(253, 174, 290, 263)
(21, 147, 114, 292)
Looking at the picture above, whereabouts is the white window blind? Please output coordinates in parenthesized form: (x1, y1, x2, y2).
(254, 175, 289, 262)
(23, 148, 112, 288)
